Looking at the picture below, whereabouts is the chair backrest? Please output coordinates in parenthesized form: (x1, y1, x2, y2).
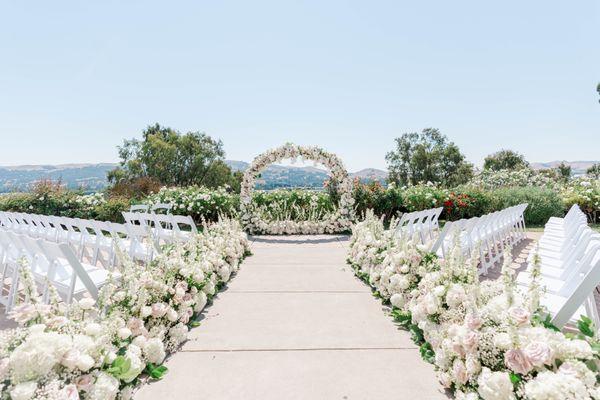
(553, 254, 600, 328)
(151, 203, 173, 214)
(130, 204, 149, 213)
(171, 215, 198, 238)
(42, 240, 100, 301)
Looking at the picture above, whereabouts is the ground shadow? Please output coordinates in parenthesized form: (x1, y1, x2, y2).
(250, 235, 350, 245)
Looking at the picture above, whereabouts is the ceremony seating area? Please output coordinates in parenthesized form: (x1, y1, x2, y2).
(0, 207, 197, 313)
(515, 205, 600, 328)
(395, 207, 443, 243)
(430, 204, 528, 274)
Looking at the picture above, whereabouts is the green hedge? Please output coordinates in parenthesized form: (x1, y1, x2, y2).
(0, 183, 580, 227)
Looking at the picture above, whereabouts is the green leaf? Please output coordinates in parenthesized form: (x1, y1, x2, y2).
(419, 342, 435, 364)
(391, 309, 412, 329)
(107, 355, 131, 377)
(577, 318, 595, 338)
(509, 373, 522, 386)
(145, 363, 169, 380)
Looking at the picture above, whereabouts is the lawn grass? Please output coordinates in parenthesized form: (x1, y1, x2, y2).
(526, 223, 600, 233)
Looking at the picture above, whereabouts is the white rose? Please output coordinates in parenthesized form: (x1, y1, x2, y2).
(84, 323, 102, 337)
(79, 297, 96, 310)
(166, 308, 178, 322)
(433, 285, 446, 297)
(140, 306, 152, 318)
(76, 354, 95, 371)
(445, 283, 467, 308)
(118, 327, 132, 340)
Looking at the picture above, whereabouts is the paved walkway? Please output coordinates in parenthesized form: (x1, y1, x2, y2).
(136, 235, 447, 400)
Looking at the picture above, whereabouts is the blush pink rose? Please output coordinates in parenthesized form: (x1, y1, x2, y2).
(75, 374, 93, 392)
(523, 341, 553, 367)
(508, 307, 530, 326)
(463, 331, 479, 352)
(151, 303, 167, 318)
(505, 348, 533, 375)
(453, 359, 468, 385)
(465, 313, 482, 330)
(64, 384, 79, 400)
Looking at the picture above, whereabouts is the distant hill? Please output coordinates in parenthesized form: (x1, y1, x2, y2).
(0, 161, 387, 193)
(530, 160, 598, 176)
(225, 160, 386, 189)
(0, 163, 117, 193)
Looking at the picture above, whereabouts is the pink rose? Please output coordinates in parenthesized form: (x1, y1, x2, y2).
(452, 339, 466, 357)
(523, 341, 553, 367)
(64, 384, 80, 400)
(465, 313, 482, 330)
(463, 331, 479, 352)
(75, 374, 93, 392)
(509, 307, 530, 326)
(151, 303, 167, 318)
(453, 359, 468, 385)
(127, 318, 147, 336)
(505, 348, 533, 375)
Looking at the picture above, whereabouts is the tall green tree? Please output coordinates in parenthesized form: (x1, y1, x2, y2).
(483, 149, 529, 171)
(108, 123, 238, 189)
(587, 163, 600, 179)
(385, 128, 473, 187)
(555, 162, 572, 182)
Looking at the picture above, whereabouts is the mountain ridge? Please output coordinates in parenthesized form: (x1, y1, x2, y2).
(1, 160, 595, 193)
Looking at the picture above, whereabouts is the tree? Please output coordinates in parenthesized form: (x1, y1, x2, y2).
(597, 83, 600, 104)
(555, 162, 572, 182)
(483, 149, 529, 171)
(385, 128, 473, 187)
(587, 163, 600, 179)
(109, 123, 239, 190)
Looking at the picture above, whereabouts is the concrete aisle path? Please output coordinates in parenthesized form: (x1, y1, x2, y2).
(136, 235, 448, 400)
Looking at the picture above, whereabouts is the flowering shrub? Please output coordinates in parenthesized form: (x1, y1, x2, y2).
(348, 213, 600, 399)
(469, 169, 556, 190)
(0, 218, 250, 399)
(144, 186, 239, 223)
(561, 178, 600, 223)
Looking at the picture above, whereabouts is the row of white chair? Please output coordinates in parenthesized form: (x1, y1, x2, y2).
(395, 207, 443, 243)
(0, 229, 112, 311)
(515, 205, 600, 328)
(121, 211, 197, 245)
(431, 204, 528, 275)
(0, 211, 155, 267)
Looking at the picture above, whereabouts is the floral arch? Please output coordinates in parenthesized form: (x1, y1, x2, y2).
(240, 143, 355, 235)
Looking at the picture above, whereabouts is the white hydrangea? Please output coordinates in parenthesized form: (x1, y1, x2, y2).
(88, 372, 119, 400)
(477, 368, 515, 400)
(144, 337, 166, 365)
(523, 370, 589, 399)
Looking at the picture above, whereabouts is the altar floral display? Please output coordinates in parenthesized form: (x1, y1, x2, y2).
(348, 212, 600, 399)
(240, 143, 355, 234)
(0, 218, 249, 400)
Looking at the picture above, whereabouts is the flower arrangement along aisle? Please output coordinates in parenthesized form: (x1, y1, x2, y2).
(347, 212, 600, 400)
(0, 218, 250, 400)
(240, 143, 355, 235)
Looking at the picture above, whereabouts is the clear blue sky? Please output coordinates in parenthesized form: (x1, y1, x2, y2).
(0, 1, 598, 171)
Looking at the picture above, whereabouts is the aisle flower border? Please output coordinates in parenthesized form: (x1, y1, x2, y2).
(347, 211, 600, 400)
(240, 143, 355, 234)
(0, 218, 250, 400)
